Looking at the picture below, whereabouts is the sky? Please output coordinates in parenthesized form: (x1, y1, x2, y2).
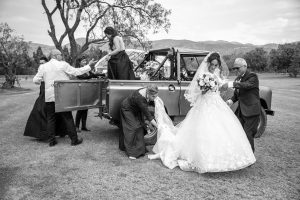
(0, 0, 299, 45)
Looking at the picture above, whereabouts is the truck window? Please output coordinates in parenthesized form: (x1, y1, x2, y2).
(181, 55, 206, 78)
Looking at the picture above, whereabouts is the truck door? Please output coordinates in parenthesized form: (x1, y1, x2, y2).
(54, 79, 107, 112)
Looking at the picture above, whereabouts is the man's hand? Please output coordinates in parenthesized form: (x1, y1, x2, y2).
(105, 54, 111, 61)
(88, 59, 97, 71)
(221, 82, 228, 90)
(226, 99, 233, 106)
(151, 119, 158, 128)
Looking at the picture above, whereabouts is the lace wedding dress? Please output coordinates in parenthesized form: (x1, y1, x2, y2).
(149, 53, 256, 173)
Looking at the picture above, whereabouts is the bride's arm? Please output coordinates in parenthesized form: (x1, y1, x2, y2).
(214, 74, 227, 88)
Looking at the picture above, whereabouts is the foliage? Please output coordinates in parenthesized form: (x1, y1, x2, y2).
(41, 0, 171, 66)
(0, 23, 31, 88)
(222, 42, 300, 77)
(74, 45, 108, 67)
(62, 46, 72, 64)
(267, 42, 300, 74)
(288, 43, 300, 77)
(87, 46, 108, 61)
(276, 43, 295, 72)
(33, 46, 45, 64)
(244, 48, 268, 71)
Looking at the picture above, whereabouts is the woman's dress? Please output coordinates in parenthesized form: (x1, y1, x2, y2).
(120, 89, 153, 158)
(107, 50, 135, 80)
(24, 82, 68, 140)
(24, 82, 48, 140)
(150, 79, 256, 173)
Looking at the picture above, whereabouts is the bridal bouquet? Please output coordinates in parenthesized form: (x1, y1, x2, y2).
(197, 73, 217, 93)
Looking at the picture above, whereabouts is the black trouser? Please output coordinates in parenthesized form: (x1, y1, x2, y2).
(236, 108, 260, 152)
(75, 109, 88, 129)
(45, 102, 78, 142)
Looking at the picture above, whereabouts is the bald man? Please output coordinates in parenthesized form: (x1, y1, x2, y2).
(33, 49, 97, 147)
(223, 58, 260, 152)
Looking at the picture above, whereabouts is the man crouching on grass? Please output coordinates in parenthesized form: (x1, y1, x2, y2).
(33, 49, 97, 147)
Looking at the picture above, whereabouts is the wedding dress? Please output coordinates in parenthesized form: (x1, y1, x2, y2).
(149, 53, 256, 173)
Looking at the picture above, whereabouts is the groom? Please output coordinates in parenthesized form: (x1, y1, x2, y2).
(223, 58, 260, 152)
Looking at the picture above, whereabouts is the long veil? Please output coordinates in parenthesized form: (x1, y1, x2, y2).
(151, 97, 179, 169)
(184, 52, 229, 106)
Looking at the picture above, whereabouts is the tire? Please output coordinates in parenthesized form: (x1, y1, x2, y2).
(255, 106, 267, 138)
(144, 104, 157, 145)
(144, 127, 157, 145)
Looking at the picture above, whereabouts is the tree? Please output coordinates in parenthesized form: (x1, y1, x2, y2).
(33, 46, 45, 64)
(41, 0, 171, 66)
(0, 23, 30, 88)
(268, 49, 279, 72)
(244, 48, 268, 72)
(288, 43, 300, 77)
(88, 46, 107, 60)
(276, 43, 295, 72)
(222, 52, 244, 75)
(62, 46, 72, 64)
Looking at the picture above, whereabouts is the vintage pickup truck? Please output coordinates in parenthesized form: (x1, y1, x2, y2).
(54, 47, 274, 139)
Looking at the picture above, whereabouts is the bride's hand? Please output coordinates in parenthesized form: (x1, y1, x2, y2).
(151, 119, 157, 128)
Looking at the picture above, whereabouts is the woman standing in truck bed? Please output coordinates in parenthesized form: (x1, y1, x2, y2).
(104, 27, 135, 80)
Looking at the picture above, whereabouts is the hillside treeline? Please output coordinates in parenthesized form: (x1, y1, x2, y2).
(223, 42, 300, 77)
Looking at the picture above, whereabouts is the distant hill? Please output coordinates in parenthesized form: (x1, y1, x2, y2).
(27, 38, 281, 57)
(150, 39, 279, 55)
(27, 42, 56, 57)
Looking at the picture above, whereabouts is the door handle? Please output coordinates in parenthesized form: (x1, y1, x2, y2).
(168, 84, 175, 92)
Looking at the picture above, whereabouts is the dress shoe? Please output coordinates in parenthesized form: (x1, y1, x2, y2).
(81, 128, 91, 131)
(76, 127, 81, 132)
(71, 137, 83, 146)
(49, 140, 57, 147)
(129, 156, 136, 160)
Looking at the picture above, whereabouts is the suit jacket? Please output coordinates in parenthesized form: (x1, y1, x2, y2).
(33, 59, 91, 102)
(231, 70, 260, 117)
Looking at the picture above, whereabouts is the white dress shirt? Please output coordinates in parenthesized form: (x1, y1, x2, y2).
(33, 59, 91, 102)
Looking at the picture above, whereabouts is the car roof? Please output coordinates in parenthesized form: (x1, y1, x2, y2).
(149, 47, 210, 55)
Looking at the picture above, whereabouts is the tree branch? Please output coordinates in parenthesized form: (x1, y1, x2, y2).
(41, 0, 61, 50)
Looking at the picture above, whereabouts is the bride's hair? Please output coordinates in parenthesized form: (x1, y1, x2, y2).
(207, 52, 221, 66)
(207, 52, 225, 78)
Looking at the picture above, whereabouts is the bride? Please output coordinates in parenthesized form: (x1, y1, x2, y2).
(148, 52, 256, 173)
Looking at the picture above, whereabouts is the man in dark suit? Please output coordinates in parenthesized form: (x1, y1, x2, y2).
(223, 58, 260, 152)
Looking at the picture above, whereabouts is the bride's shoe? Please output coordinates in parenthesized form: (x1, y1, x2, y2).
(129, 156, 136, 160)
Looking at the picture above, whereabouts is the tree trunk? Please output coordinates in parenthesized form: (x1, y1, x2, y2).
(68, 35, 78, 66)
(2, 73, 16, 88)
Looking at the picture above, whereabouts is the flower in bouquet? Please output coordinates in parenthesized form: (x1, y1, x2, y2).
(196, 73, 217, 93)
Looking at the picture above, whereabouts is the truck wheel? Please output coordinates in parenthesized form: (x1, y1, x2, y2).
(255, 107, 267, 138)
(144, 103, 157, 145)
(144, 128, 157, 145)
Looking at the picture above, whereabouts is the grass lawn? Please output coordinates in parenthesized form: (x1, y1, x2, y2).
(0, 73, 299, 200)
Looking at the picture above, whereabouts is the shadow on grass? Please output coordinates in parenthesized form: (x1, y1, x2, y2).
(0, 87, 32, 95)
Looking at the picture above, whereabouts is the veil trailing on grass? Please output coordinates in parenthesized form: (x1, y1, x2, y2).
(184, 52, 229, 106)
(150, 97, 179, 169)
